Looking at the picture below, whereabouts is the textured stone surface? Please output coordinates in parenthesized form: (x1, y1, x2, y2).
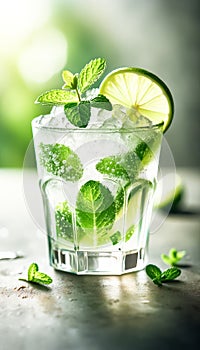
(0, 169, 200, 350)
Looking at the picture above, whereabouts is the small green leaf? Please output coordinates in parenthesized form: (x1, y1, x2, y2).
(146, 264, 162, 285)
(55, 201, 74, 241)
(135, 141, 153, 164)
(110, 231, 121, 245)
(55, 201, 85, 243)
(161, 267, 181, 282)
(78, 58, 106, 93)
(28, 263, 38, 281)
(40, 143, 83, 182)
(96, 156, 130, 183)
(62, 70, 75, 89)
(64, 101, 91, 128)
(20, 263, 53, 286)
(35, 89, 78, 105)
(161, 248, 186, 266)
(176, 250, 186, 261)
(91, 94, 112, 111)
(125, 225, 135, 242)
(32, 272, 53, 285)
(76, 180, 115, 234)
(114, 188, 125, 214)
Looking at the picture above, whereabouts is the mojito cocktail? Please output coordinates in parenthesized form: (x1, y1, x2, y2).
(32, 58, 174, 275)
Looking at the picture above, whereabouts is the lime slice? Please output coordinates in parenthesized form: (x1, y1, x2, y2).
(100, 67, 174, 132)
(154, 173, 184, 211)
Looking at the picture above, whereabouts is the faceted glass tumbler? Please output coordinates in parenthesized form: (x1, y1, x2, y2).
(32, 115, 163, 275)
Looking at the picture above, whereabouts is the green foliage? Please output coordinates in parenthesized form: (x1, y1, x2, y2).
(161, 248, 186, 266)
(76, 180, 115, 234)
(39, 143, 83, 181)
(146, 264, 181, 286)
(64, 100, 91, 128)
(78, 58, 106, 93)
(36, 89, 78, 105)
(36, 58, 111, 128)
(20, 263, 53, 285)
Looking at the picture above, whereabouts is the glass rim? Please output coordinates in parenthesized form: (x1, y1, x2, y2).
(32, 115, 164, 133)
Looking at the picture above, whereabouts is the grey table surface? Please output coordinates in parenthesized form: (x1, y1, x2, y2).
(0, 168, 200, 350)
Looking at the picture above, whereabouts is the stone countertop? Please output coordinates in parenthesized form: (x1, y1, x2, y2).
(0, 168, 199, 350)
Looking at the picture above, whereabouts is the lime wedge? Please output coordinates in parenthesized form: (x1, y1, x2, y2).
(154, 173, 184, 211)
(100, 67, 174, 132)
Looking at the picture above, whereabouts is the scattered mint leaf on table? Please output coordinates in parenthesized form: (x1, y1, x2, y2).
(161, 248, 186, 266)
(161, 267, 181, 282)
(146, 264, 162, 286)
(19, 263, 53, 286)
(146, 264, 181, 286)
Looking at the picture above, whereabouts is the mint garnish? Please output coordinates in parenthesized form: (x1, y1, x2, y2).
(78, 58, 106, 93)
(146, 264, 181, 286)
(161, 248, 186, 266)
(19, 263, 53, 286)
(36, 58, 111, 128)
(36, 89, 78, 105)
(39, 143, 83, 182)
(76, 180, 115, 237)
(64, 100, 91, 128)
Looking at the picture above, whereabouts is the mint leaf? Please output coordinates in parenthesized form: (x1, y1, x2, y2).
(146, 264, 181, 286)
(55, 201, 74, 241)
(110, 231, 121, 245)
(19, 263, 53, 286)
(40, 143, 83, 181)
(96, 156, 130, 184)
(64, 101, 91, 128)
(76, 180, 115, 235)
(114, 188, 125, 214)
(110, 224, 135, 245)
(125, 225, 135, 242)
(32, 272, 53, 285)
(62, 70, 76, 89)
(161, 267, 181, 282)
(55, 201, 85, 242)
(28, 263, 38, 281)
(35, 89, 78, 105)
(161, 248, 186, 266)
(78, 58, 106, 93)
(145, 264, 162, 285)
(91, 94, 112, 111)
(135, 141, 153, 164)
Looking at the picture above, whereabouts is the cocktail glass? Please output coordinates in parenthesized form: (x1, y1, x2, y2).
(32, 110, 163, 275)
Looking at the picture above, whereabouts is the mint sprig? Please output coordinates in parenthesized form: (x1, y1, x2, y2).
(35, 58, 111, 128)
(146, 264, 181, 286)
(19, 263, 53, 286)
(161, 248, 186, 266)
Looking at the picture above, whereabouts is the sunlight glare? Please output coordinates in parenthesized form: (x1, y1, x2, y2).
(18, 28, 67, 84)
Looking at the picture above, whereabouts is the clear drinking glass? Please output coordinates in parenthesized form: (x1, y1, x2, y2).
(32, 111, 163, 275)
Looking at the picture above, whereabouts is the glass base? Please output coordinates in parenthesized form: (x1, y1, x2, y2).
(48, 238, 148, 275)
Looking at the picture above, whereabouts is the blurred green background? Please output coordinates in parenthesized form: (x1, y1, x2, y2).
(0, 0, 199, 168)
